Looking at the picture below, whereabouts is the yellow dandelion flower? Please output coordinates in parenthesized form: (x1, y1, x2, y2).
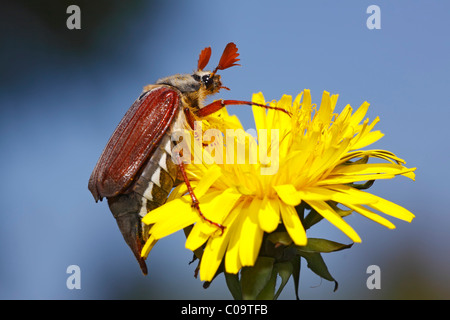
(141, 90, 416, 283)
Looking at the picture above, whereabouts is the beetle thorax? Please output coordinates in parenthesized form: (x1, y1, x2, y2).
(156, 71, 222, 111)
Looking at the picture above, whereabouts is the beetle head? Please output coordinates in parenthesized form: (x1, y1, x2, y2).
(155, 43, 240, 99)
(193, 42, 241, 95)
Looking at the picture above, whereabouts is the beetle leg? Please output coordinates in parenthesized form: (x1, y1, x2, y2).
(195, 99, 292, 118)
(183, 107, 213, 148)
(175, 152, 225, 234)
(183, 107, 196, 130)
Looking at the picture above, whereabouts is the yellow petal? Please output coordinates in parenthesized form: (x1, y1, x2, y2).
(204, 107, 244, 132)
(346, 204, 396, 229)
(274, 184, 302, 206)
(334, 104, 352, 126)
(258, 197, 280, 233)
(198, 205, 241, 281)
(367, 195, 415, 222)
(146, 197, 198, 239)
(143, 196, 191, 225)
(199, 227, 231, 281)
(275, 185, 377, 205)
(331, 163, 413, 176)
(185, 223, 209, 251)
(197, 188, 243, 235)
(323, 185, 379, 204)
(293, 92, 303, 108)
(224, 201, 248, 274)
(306, 200, 362, 243)
(349, 101, 370, 128)
(318, 173, 397, 185)
(340, 149, 406, 165)
(316, 91, 333, 125)
(279, 202, 307, 246)
(239, 197, 264, 266)
(351, 131, 384, 150)
(269, 94, 292, 135)
(167, 183, 188, 202)
(194, 165, 223, 199)
(402, 170, 416, 181)
(252, 92, 267, 133)
(326, 185, 414, 222)
(140, 235, 158, 258)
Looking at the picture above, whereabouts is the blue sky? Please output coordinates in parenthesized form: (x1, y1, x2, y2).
(1, 1, 449, 299)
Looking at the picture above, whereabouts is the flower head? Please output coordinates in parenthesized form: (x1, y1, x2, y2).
(141, 90, 415, 282)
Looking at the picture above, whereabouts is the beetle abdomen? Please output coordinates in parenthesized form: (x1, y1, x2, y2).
(106, 109, 186, 274)
(133, 133, 179, 219)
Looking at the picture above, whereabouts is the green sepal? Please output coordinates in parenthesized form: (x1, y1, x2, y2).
(298, 251, 338, 292)
(291, 256, 301, 300)
(302, 208, 323, 230)
(225, 272, 242, 300)
(238, 259, 294, 300)
(343, 155, 369, 165)
(266, 232, 293, 246)
(327, 201, 352, 217)
(297, 238, 353, 253)
(240, 256, 275, 300)
(255, 265, 277, 300)
(347, 179, 375, 190)
(273, 262, 293, 300)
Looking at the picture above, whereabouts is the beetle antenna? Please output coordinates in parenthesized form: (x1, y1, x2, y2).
(198, 47, 212, 71)
(212, 42, 241, 75)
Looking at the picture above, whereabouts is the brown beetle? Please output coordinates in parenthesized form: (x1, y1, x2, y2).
(88, 43, 287, 274)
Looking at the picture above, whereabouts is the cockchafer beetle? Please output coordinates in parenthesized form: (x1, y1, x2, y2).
(88, 43, 288, 274)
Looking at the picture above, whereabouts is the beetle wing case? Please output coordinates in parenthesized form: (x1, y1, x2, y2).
(88, 87, 181, 202)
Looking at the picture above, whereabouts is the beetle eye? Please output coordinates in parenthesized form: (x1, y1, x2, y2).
(202, 74, 213, 87)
